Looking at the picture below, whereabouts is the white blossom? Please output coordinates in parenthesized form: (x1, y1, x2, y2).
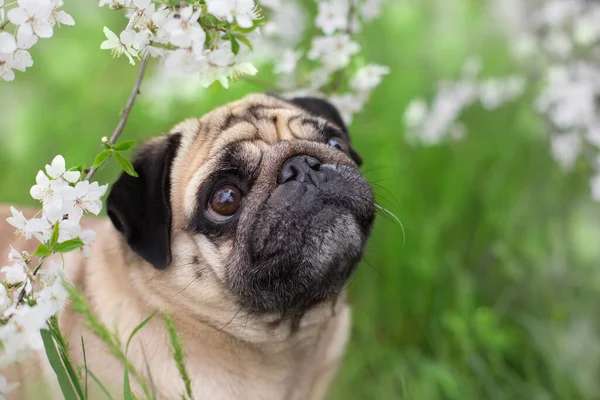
(350, 64, 390, 93)
(36, 279, 69, 314)
(0, 48, 33, 81)
(404, 59, 525, 144)
(165, 4, 205, 49)
(0, 286, 10, 314)
(262, 0, 306, 46)
(404, 99, 428, 129)
(100, 26, 139, 65)
(5, 207, 28, 237)
(1, 154, 105, 373)
(50, 0, 74, 27)
(63, 180, 108, 218)
(360, 0, 385, 22)
(329, 93, 364, 125)
(80, 229, 97, 257)
(0, 33, 17, 54)
(7, 0, 54, 39)
(0, 0, 73, 81)
(274, 49, 302, 75)
(45, 155, 80, 183)
(479, 76, 525, 110)
(551, 132, 582, 170)
(8, 247, 29, 265)
(1, 262, 27, 285)
(307, 34, 360, 72)
(315, 0, 350, 36)
(206, 0, 258, 29)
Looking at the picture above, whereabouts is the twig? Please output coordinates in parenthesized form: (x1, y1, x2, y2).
(14, 255, 47, 306)
(85, 56, 150, 181)
(0, 20, 9, 31)
(198, 20, 227, 33)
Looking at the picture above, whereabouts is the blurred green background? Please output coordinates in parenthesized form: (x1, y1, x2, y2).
(2, 1, 600, 399)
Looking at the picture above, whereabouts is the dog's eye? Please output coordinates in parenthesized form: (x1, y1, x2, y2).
(207, 184, 242, 221)
(328, 137, 346, 152)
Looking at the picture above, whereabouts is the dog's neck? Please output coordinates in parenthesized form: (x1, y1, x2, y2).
(63, 220, 350, 399)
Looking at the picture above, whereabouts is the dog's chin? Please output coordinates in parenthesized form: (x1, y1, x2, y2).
(228, 167, 375, 316)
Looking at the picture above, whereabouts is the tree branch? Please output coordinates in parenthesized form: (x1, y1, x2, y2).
(85, 56, 150, 181)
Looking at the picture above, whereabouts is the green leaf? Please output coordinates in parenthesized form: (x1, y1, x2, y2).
(126, 313, 156, 353)
(41, 329, 79, 400)
(87, 369, 115, 400)
(55, 333, 85, 400)
(201, 14, 220, 27)
(115, 153, 138, 177)
(230, 36, 240, 55)
(54, 239, 84, 253)
(93, 149, 113, 169)
(70, 164, 86, 173)
(49, 223, 60, 248)
(114, 140, 136, 152)
(234, 18, 263, 34)
(33, 243, 52, 257)
(233, 33, 253, 51)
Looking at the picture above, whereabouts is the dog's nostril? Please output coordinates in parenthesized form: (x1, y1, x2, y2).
(278, 155, 322, 185)
(306, 156, 321, 171)
(279, 164, 299, 183)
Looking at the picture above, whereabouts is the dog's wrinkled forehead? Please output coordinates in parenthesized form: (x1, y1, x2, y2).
(168, 94, 357, 223)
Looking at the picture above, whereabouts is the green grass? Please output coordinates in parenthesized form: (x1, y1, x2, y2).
(2, 1, 600, 399)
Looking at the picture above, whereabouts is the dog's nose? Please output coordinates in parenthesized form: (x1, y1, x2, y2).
(278, 155, 323, 185)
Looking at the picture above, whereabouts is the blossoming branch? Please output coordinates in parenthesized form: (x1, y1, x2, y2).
(0, 0, 74, 81)
(99, 0, 261, 88)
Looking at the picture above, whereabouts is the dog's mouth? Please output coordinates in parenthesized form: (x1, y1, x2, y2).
(227, 165, 375, 315)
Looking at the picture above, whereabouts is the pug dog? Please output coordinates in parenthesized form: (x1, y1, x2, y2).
(1, 93, 375, 400)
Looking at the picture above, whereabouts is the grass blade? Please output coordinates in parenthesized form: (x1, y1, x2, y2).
(164, 314, 194, 400)
(87, 369, 115, 400)
(123, 313, 156, 400)
(124, 367, 133, 400)
(141, 344, 158, 400)
(81, 337, 88, 399)
(41, 329, 79, 400)
(48, 316, 85, 400)
(126, 312, 156, 353)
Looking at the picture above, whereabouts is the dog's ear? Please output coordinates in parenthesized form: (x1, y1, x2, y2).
(289, 96, 363, 166)
(107, 133, 182, 270)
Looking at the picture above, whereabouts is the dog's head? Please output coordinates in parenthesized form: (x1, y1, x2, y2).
(107, 94, 375, 323)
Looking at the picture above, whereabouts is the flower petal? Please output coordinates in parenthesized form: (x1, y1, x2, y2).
(7, 8, 28, 25)
(0, 32, 17, 54)
(56, 11, 74, 26)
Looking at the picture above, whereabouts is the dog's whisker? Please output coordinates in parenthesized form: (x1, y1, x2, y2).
(360, 165, 396, 174)
(215, 306, 243, 333)
(362, 256, 383, 277)
(375, 203, 406, 247)
(173, 274, 201, 297)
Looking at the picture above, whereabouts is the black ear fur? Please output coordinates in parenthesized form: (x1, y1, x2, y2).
(290, 97, 349, 132)
(289, 96, 363, 166)
(107, 133, 182, 270)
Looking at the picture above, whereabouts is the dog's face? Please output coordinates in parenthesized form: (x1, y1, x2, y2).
(107, 94, 375, 323)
